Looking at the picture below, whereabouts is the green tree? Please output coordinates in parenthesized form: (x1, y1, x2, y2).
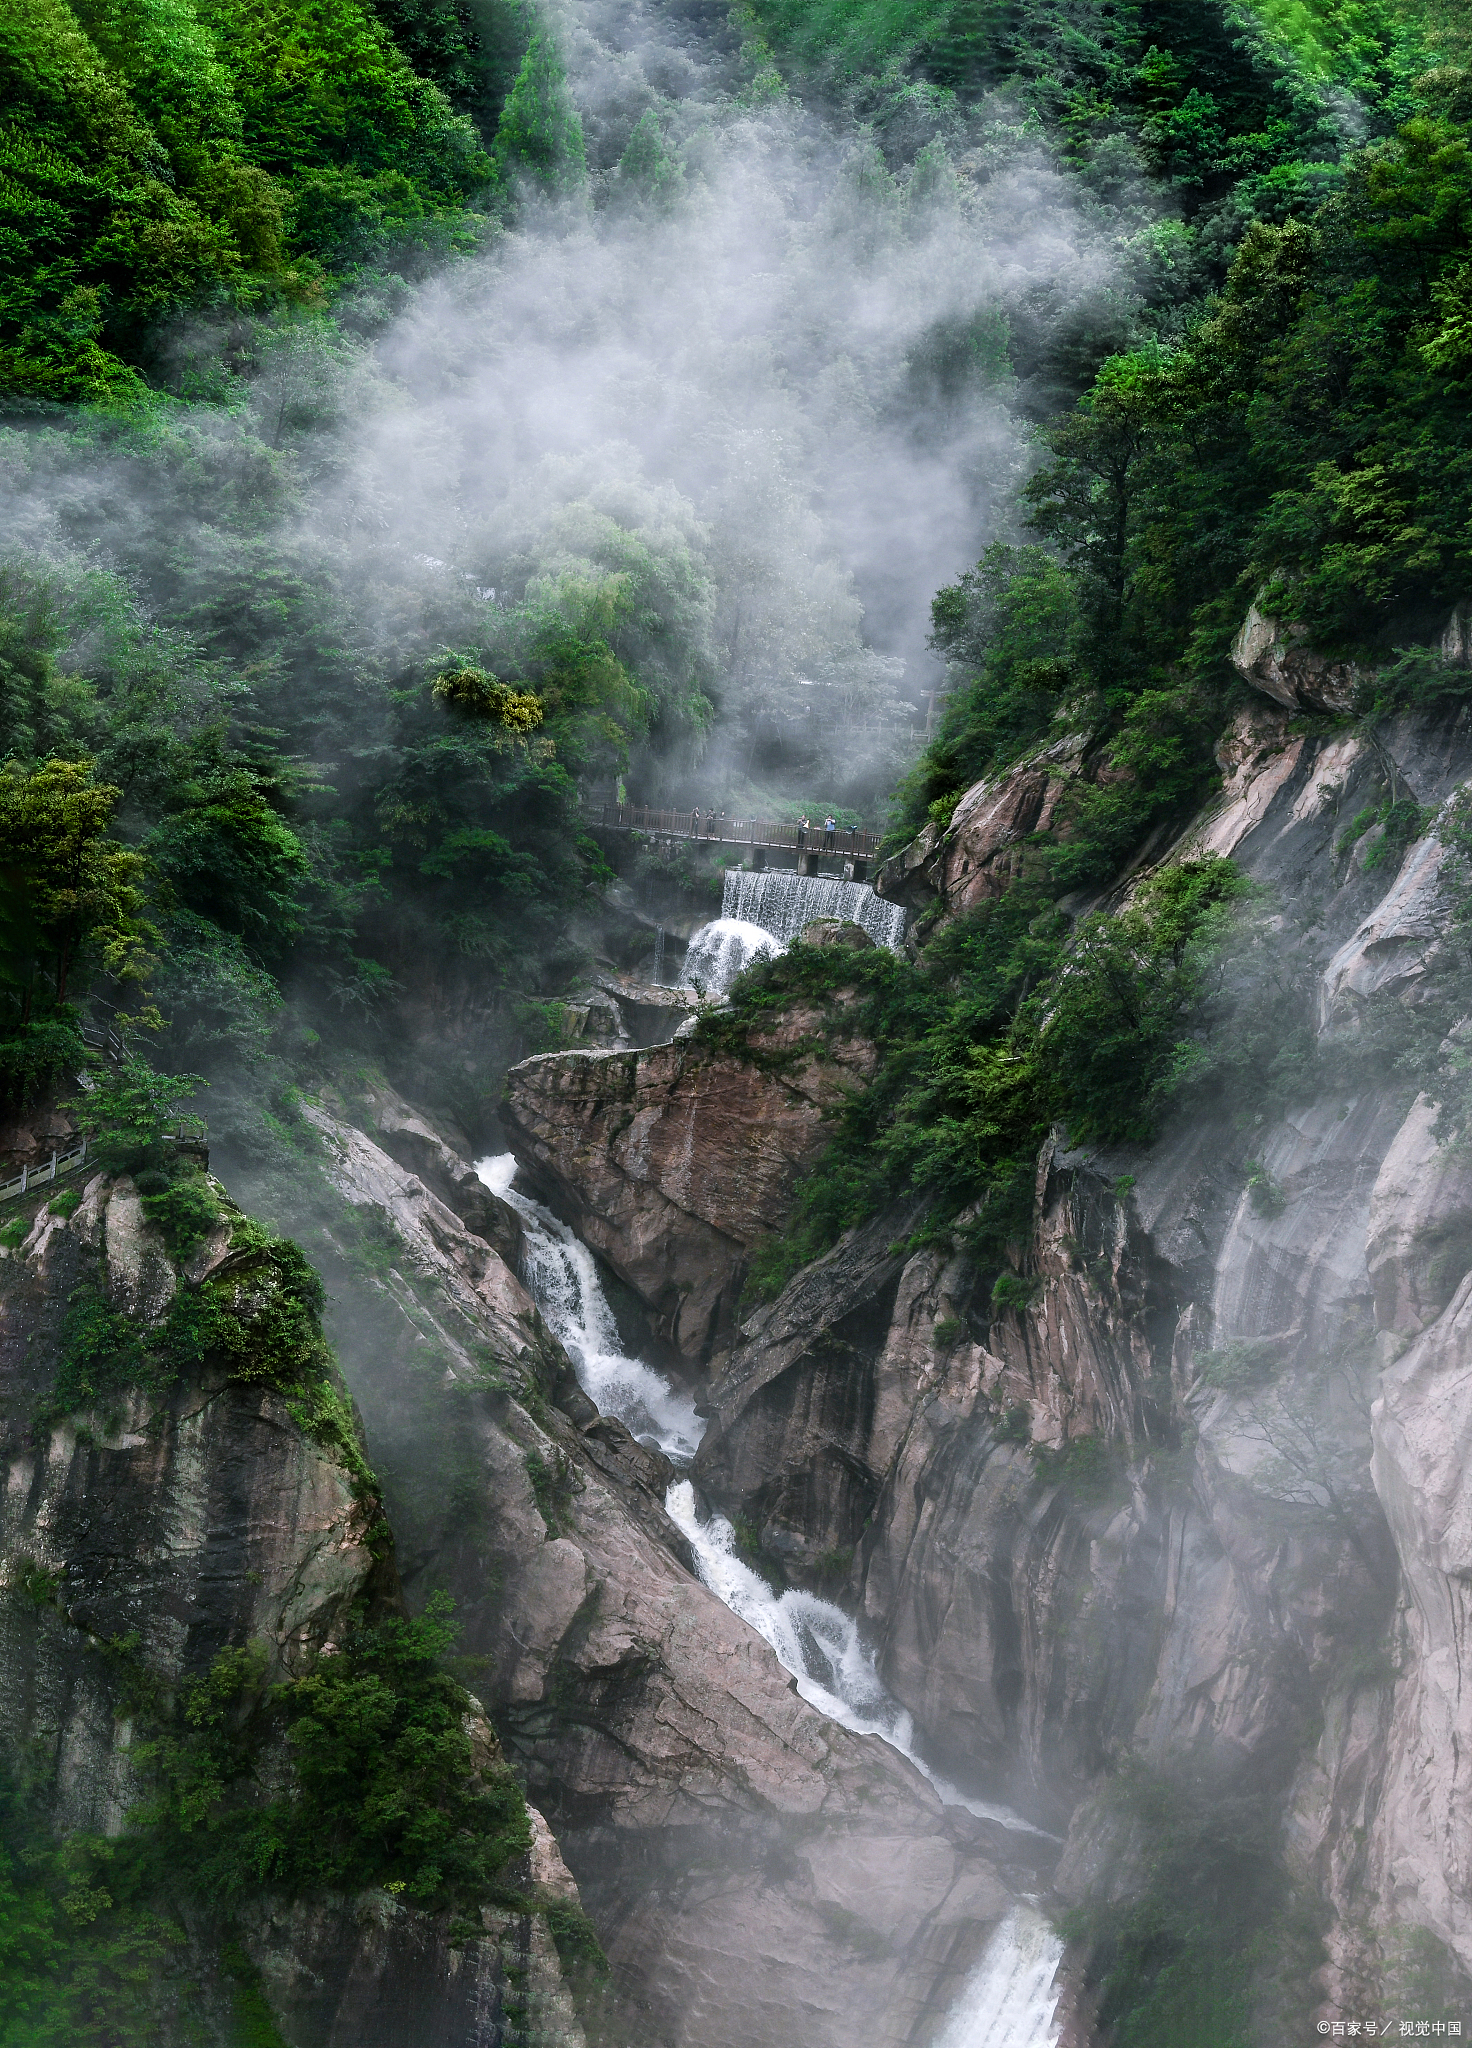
(491, 33, 586, 196)
(616, 108, 682, 204)
(0, 757, 152, 1015)
(65, 1055, 205, 1175)
(146, 764, 309, 966)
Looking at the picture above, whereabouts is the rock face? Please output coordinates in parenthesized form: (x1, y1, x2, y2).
(0, 1171, 582, 2048)
(874, 733, 1087, 924)
(502, 1011, 876, 1367)
(551, 687, 1472, 2022)
(1370, 1276, 1472, 1974)
(297, 1106, 1041, 2048)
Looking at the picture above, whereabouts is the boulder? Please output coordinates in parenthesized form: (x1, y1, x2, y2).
(1230, 602, 1362, 713)
(798, 918, 875, 948)
(873, 818, 943, 907)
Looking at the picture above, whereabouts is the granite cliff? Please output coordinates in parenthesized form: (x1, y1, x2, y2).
(0, 1164, 587, 2048)
(498, 636, 1472, 2032)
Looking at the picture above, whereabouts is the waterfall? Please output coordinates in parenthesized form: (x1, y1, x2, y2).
(681, 917, 784, 996)
(930, 1906, 1065, 2048)
(721, 868, 907, 950)
(479, 1156, 1060, 2045)
(664, 1483, 1055, 1839)
(653, 925, 666, 984)
(476, 1155, 705, 1463)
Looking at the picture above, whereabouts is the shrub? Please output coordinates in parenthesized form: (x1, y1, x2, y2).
(0, 1599, 534, 2036)
(1065, 1763, 1321, 2048)
(991, 1271, 1039, 1311)
(1195, 1340, 1282, 1392)
(0, 1015, 91, 1112)
(129, 1597, 532, 1910)
(1032, 1434, 1126, 1505)
(137, 1164, 222, 1255)
(993, 1403, 1031, 1444)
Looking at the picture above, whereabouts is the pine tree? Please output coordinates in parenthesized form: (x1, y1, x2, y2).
(617, 108, 682, 205)
(491, 33, 585, 196)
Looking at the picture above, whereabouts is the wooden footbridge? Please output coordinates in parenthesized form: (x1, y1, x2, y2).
(590, 804, 885, 874)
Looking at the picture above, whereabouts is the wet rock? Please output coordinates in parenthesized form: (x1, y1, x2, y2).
(695, 1207, 919, 1569)
(1370, 1273, 1472, 1976)
(799, 917, 875, 948)
(938, 760, 1065, 915)
(350, 1077, 525, 1267)
(873, 817, 942, 907)
(874, 736, 1087, 924)
(308, 1112, 1032, 2048)
(238, 1890, 584, 2048)
(503, 1020, 876, 1368)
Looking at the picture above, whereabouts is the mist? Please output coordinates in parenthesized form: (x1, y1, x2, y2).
(1, 0, 1147, 817)
(328, 0, 1124, 799)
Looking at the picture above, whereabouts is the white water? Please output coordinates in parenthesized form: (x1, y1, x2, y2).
(664, 1481, 1055, 1838)
(722, 867, 908, 950)
(476, 1153, 705, 1462)
(681, 916, 785, 996)
(480, 1153, 1060, 2045)
(931, 1906, 1065, 2048)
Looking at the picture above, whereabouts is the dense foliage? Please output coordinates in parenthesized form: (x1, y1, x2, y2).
(0, 1598, 531, 2044)
(893, 72, 1472, 842)
(0, 0, 597, 400)
(729, 856, 1278, 1299)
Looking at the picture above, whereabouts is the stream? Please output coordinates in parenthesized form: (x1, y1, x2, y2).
(477, 1153, 1064, 2046)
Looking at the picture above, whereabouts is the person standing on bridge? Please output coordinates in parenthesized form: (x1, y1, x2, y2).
(824, 814, 836, 849)
(690, 807, 699, 836)
(796, 816, 808, 848)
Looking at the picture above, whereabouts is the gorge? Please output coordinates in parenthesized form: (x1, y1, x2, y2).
(3, 0, 1472, 2041)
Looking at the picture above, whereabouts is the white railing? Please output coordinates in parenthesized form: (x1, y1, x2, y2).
(0, 1137, 89, 1206)
(80, 1020, 127, 1063)
(0, 1127, 208, 1207)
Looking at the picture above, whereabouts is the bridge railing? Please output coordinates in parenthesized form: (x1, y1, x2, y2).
(0, 1137, 91, 1206)
(592, 805, 884, 858)
(1, 1127, 209, 1207)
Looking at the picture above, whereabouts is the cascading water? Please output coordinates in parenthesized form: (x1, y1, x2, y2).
(722, 867, 908, 950)
(479, 1151, 1062, 2045)
(931, 1907, 1065, 2048)
(476, 1154, 704, 1462)
(681, 917, 785, 996)
(663, 1483, 1055, 1838)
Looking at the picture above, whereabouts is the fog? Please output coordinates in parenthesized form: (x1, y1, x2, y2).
(294, 0, 1138, 805)
(0, 0, 1150, 817)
